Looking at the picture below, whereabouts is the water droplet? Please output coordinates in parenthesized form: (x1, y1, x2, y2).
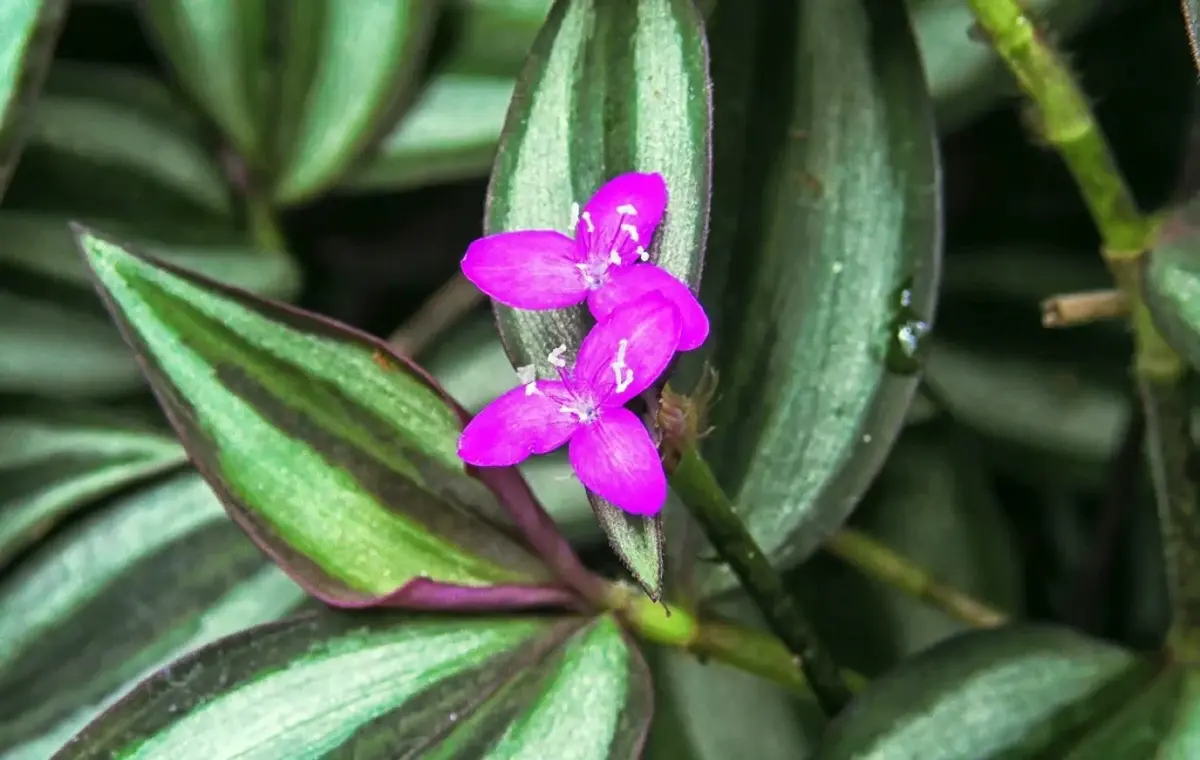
(885, 277, 930, 375)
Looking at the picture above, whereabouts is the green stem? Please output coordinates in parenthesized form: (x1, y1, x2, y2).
(667, 446, 852, 714)
(824, 529, 1009, 628)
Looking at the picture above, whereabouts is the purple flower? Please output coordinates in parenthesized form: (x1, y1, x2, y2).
(462, 172, 709, 351)
(457, 292, 683, 516)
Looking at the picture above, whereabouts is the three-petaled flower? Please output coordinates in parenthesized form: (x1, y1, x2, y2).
(461, 172, 709, 350)
(457, 293, 682, 516)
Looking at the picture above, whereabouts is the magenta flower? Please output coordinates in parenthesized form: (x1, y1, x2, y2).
(457, 292, 683, 516)
(462, 172, 709, 351)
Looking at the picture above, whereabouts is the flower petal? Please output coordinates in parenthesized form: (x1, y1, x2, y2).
(458, 381, 579, 466)
(569, 407, 667, 516)
(589, 264, 710, 351)
(576, 172, 668, 266)
(461, 230, 588, 309)
(574, 291, 681, 406)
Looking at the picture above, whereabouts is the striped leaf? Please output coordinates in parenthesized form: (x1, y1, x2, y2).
(441, 0, 552, 78)
(698, 0, 942, 595)
(0, 470, 311, 759)
(0, 210, 300, 397)
(54, 612, 653, 759)
(71, 225, 600, 609)
(0, 404, 186, 570)
(0, 0, 65, 202)
(484, 0, 711, 598)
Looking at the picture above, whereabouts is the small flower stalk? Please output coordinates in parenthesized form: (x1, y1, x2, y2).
(457, 172, 710, 516)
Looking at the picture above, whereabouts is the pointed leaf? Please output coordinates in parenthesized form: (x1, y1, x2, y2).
(55, 613, 652, 759)
(71, 225, 596, 608)
(341, 74, 515, 194)
(589, 495, 664, 601)
(0, 0, 65, 201)
(442, 0, 552, 77)
(0, 211, 300, 397)
(0, 471, 310, 758)
(0, 404, 186, 569)
(269, 0, 440, 204)
(817, 626, 1154, 759)
(699, 0, 941, 596)
(7, 62, 232, 222)
(140, 0, 269, 164)
(484, 0, 712, 372)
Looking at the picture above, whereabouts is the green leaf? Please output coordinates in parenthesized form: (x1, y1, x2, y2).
(1145, 202, 1200, 372)
(71, 225, 592, 608)
(485, 0, 712, 372)
(1184, 0, 1200, 73)
(911, 0, 1106, 130)
(441, 0, 552, 77)
(0, 0, 65, 201)
(796, 425, 1023, 677)
(341, 74, 515, 194)
(139, 0, 268, 164)
(699, 0, 941, 596)
(816, 626, 1154, 759)
(0, 211, 301, 397)
(0, 470, 310, 759)
(0, 404, 186, 570)
(269, 0, 440, 204)
(6, 62, 233, 222)
(55, 612, 652, 759)
(589, 496, 664, 601)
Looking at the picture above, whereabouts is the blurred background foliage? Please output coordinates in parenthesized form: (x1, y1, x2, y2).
(1, 0, 1198, 756)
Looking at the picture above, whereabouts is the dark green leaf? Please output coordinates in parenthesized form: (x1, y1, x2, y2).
(796, 425, 1022, 677)
(7, 62, 233, 222)
(1145, 202, 1200, 372)
(911, 0, 1108, 130)
(55, 612, 652, 759)
(72, 225, 594, 608)
(817, 626, 1153, 759)
(485, 0, 712, 371)
(0, 405, 185, 569)
(341, 74, 514, 194)
(0, 470, 310, 759)
(589, 496, 663, 601)
(0, 0, 65, 201)
(699, 0, 942, 595)
(0, 211, 300, 397)
(442, 0, 552, 77)
(269, 0, 440, 204)
(140, 0, 268, 164)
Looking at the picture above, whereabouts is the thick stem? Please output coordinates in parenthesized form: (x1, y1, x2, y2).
(824, 529, 1009, 628)
(667, 446, 852, 714)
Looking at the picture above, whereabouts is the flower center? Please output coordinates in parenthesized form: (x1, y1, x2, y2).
(569, 202, 651, 292)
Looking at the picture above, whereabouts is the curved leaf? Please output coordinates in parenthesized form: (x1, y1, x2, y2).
(71, 225, 598, 608)
(699, 0, 942, 595)
(270, 0, 439, 204)
(441, 0, 552, 78)
(484, 0, 711, 592)
(0, 211, 300, 397)
(7, 63, 232, 222)
(485, 0, 712, 372)
(54, 613, 652, 759)
(0, 0, 65, 201)
(139, 0, 268, 164)
(341, 74, 515, 194)
(817, 626, 1154, 759)
(0, 471, 309, 759)
(0, 405, 186, 569)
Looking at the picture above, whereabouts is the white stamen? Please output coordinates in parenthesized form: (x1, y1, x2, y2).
(559, 405, 588, 422)
(616, 203, 638, 216)
(516, 364, 537, 384)
(547, 344, 568, 368)
(636, 246, 649, 262)
(620, 223, 639, 242)
(608, 250, 622, 265)
(570, 202, 580, 228)
(524, 381, 542, 396)
(610, 338, 634, 393)
(580, 211, 595, 234)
